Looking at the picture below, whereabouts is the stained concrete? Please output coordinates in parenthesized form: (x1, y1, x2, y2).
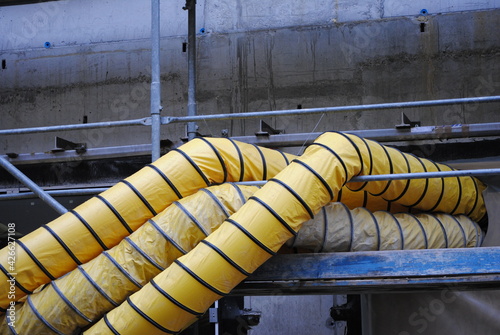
(245, 295, 345, 335)
(0, 3, 500, 334)
(1, 2, 499, 154)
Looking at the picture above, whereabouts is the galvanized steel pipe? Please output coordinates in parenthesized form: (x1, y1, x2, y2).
(162, 95, 500, 124)
(150, 0, 162, 161)
(0, 156, 68, 215)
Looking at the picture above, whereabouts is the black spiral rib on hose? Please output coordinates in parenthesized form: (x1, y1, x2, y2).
(15, 240, 55, 281)
(27, 296, 64, 335)
(119, 180, 157, 216)
(95, 195, 134, 234)
(251, 144, 268, 180)
(407, 214, 428, 249)
(197, 137, 228, 183)
(248, 196, 298, 236)
(0, 264, 31, 295)
(335, 131, 364, 177)
(404, 154, 429, 208)
(172, 149, 211, 187)
(173, 202, 209, 237)
(200, 188, 230, 217)
(174, 260, 228, 297)
(226, 219, 277, 256)
(371, 143, 394, 197)
(292, 159, 334, 201)
(50, 281, 93, 324)
(309, 143, 349, 183)
(364, 208, 381, 250)
(149, 278, 204, 317)
(388, 211, 405, 250)
(200, 240, 251, 276)
(104, 315, 121, 335)
(447, 214, 467, 248)
(466, 177, 481, 218)
(268, 179, 315, 219)
(145, 164, 183, 199)
(126, 297, 177, 335)
(70, 210, 109, 250)
(77, 266, 119, 307)
(124, 237, 165, 272)
(386, 149, 411, 202)
(42, 225, 82, 266)
(148, 219, 187, 255)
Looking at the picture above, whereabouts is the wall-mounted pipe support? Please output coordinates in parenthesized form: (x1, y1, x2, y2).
(0, 156, 67, 215)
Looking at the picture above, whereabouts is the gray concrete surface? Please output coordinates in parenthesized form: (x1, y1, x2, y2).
(1, 1, 499, 154)
(1, 2, 500, 334)
(245, 295, 345, 335)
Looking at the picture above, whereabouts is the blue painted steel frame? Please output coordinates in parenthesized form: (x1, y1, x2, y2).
(234, 247, 500, 295)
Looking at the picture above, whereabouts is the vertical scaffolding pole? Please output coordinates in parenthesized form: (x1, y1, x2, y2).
(151, 0, 162, 161)
(187, 0, 198, 140)
(0, 156, 68, 215)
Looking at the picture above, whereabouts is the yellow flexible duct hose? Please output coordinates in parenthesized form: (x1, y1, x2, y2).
(0, 138, 293, 312)
(0, 184, 258, 335)
(0, 133, 458, 313)
(86, 132, 486, 335)
(289, 202, 483, 252)
(2, 181, 483, 335)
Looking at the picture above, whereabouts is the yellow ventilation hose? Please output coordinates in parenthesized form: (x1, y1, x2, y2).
(0, 138, 294, 311)
(1, 133, 469, 312)
(86, 132, 486, 335)
(289, 202, 483, 252)
(2, 181, 483, 335)
(0, 184, 257, 335)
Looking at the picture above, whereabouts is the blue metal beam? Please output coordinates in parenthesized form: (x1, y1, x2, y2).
(234, 247, 500, 295)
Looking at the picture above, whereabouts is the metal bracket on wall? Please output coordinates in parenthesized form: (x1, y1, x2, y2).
(255, 120, 284, 136)
(52, 137, 87, 154)
(395, 112, 421, 129)
(182, 0, 196, 10)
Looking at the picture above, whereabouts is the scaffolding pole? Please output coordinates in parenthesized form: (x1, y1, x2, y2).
(186, 0, 198, 141)
(0, 156, 68, 214)
(150, 0, 162, 161)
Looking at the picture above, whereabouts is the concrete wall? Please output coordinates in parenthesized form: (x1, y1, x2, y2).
(1, 0, 499, 154)
(367, 291, 500, 335)
(245, 295, 346, 335)
(1, 2, 500, 335)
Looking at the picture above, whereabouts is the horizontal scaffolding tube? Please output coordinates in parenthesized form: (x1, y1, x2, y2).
(0, 96, 498, 136)
(0, 118, 150, 136)
(163, 96, 500, 124)
(2, 168, 497, 200)
(0, 188, 109, 200)
(237, 168, 500, 186)
(0, 156, 68, 214)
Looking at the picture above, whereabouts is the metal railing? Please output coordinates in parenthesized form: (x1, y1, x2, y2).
(1, 95, 499, 136)
(1, 95, 500, 212)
